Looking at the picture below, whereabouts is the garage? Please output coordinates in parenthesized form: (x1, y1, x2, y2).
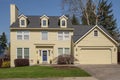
(78, 48, 112, 64)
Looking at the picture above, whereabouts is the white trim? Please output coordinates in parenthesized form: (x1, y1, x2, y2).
(18, 14, 27, 19)
(96, 25, 118, 45)
(59, 15, 68, 20)
(74, 25, 118, 46)
(40, 15, 49, 19)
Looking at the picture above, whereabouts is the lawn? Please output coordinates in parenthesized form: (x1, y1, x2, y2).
(0, 66, 90, 78)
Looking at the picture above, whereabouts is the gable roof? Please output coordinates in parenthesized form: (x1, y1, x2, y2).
(10, 16, 73, 28)
(73, 25, 118, 45)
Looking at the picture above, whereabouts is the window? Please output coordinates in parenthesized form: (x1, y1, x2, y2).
(64, 32, 69, 40)
(17, 48, 22, 59)
(17, 31, 29, 40)
(24, 31, 29, 40)
(58, 48, 70, 56)
(58, 48, 63, 55)
(42, 31, 48, 40)
(58, 32, 63, 40)
(65, 48, 70, 54)
(62, 20, 65, 26)
(17, 48, 29, 59)
(21, 20, 25, 26)
(94, 30, 98, 36)
(24, 48, 29, 59)
(58, 32, 69, 40)
(43, 20, 46, 26)
(17, 31, 22, 40)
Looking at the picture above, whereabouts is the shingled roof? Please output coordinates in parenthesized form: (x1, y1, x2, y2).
(10, 16, 114, 43)
(10, 16, 73, 28)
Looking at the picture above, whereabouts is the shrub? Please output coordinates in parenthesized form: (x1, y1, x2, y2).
(58, 54, 74, 64)
(0, 59, 2, 67)
(14, 59, 29, 67)
(1, 61, 10, 68)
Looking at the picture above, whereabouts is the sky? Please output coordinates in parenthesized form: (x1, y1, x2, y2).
(0, 0, 120, 42)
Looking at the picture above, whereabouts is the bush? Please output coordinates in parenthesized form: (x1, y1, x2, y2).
(14, 59, 29, 67)
(58, 54, 74, 64)
(1, 61, 10, 68)
(0, 59, 2, 68)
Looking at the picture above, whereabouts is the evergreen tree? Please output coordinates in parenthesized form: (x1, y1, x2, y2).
(0, 32, 7, 49)
(72, 14, 79, 25)
(98, 0, 117, 36)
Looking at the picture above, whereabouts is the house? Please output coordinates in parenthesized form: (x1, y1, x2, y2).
(10, 4, 118, 67)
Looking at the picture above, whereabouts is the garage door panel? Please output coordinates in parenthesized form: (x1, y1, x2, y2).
(78, 49, 111, 64)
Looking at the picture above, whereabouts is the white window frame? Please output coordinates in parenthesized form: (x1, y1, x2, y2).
(58, 31, 69, 40)
(41, 31, 48, 40)
(16, 48, 29, 59)
(17, 31, 29, 40)
(58, 48, 70, 56)
(20, 19, 26, 27)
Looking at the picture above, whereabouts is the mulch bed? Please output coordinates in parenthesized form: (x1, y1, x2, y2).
(53, 66, 79, 69)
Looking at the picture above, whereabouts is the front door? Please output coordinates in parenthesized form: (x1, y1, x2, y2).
(42, 50, 47, 61)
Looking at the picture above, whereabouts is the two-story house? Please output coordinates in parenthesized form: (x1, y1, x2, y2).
(10, 4, 118, 67)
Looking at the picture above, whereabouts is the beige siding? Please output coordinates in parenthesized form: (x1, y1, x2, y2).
(10, 30, 73, 67)
(74, 28, 117, 64)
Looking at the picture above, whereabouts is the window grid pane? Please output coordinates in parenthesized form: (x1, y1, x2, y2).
(42, 31, 48, 40)
(21, 20, 25, 26)
(58, 48, 63, 55)
(43, 20, 46, 26)
(64, 48, 70, 54)
(17, 48, 22, 59)
(17, 31, 22, 40)
(64, 32, 69, 40)
(94, 30, 98, 36)
(24, 48, 29, 59)
(58, 32, 63, 40)
(62, 20, 65, 26)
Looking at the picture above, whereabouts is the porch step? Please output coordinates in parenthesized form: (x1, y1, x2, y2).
(42, 61, 48, 64)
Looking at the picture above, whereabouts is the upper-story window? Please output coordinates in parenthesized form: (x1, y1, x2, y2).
(18, 14, 27, 27)
(94, 30, 98, 36)
(41, 31, 48, 40)
(58, 31, 69, 40)
(43, 20, 47, 26)
(17, 31, 29, 40)
(62, 20, 65, 26)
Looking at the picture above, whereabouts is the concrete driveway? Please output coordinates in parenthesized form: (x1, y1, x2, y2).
(79, 65, 120, 80)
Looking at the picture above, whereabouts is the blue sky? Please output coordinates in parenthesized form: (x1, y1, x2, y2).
(0, 0, 120, 42)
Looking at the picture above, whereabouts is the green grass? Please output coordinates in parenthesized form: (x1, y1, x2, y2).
(0, 66, 90, 78)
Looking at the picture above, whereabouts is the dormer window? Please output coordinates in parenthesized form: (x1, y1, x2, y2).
(21, 20, 25, 26)
(59, 15, 68, 28)
(40, 15, 49, 28)
(62, 20, 65, 26)
(43, 20, 47, 26)
(18, 14, 27, 27)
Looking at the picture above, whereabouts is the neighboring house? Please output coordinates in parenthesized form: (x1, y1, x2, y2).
(10, 4, 118, 67)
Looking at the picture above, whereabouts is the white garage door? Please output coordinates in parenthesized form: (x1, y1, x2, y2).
(78, 49, 111, 64)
